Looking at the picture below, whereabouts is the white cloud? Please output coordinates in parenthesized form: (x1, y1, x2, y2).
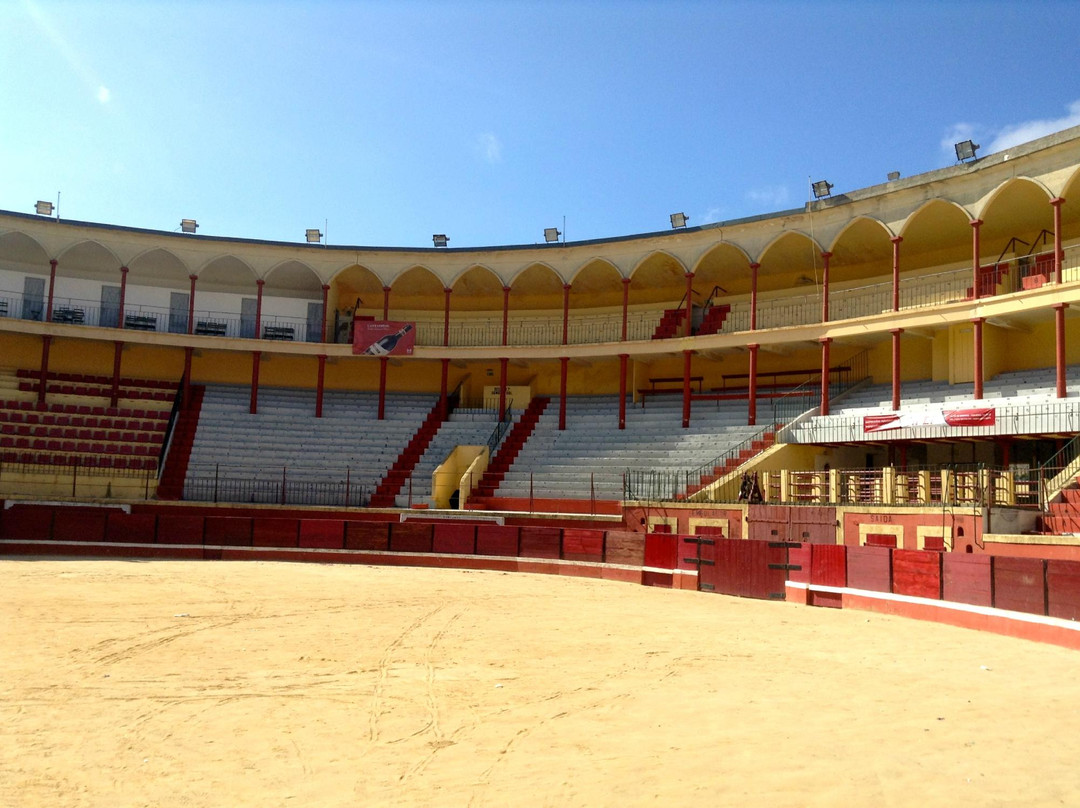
(477, 132, 502, 164)
(745, 185, 791, 210)
(97, 85, 111, 104)
(941, 100, 1080, 160)
(698, 206, 724, 224)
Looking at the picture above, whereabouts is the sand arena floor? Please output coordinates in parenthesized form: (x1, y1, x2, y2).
(2, 558, 1080, 807)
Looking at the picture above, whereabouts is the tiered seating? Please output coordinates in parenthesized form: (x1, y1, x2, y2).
(14, 369, 177, 403)
(483, 394, 764, 501)
(1039, 477, 1080, 535)
(650, 308, 686, 339)
(181, 385, 438, 504)
(696, 303, 730, 336)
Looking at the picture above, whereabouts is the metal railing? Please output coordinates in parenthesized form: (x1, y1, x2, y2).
(0, 455, 157, 499)
(182, 462, 371, 507)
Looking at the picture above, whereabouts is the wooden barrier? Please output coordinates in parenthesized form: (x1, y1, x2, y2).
(0, 504, 55, 541)
(992, 557, 1047, 616)
(156, 514, 205, 545)
(942, 553, 992, 607)
(561, 528, 604, 563)
(1046, 559, 1080, 621)
(299, 520, 345, 550)
(893, 550, 942, 599)
(345, 521, 389, 551)
(604, 531, 645, 566)
(846, 545, 892, 592)
(475, 525, 520, 557)
(519, 526, 563, 559)
(432, 523, 477, 555)
(252, 518, 299, 548)
(390, 522, 434, 553)
(105, 512, 157, 543)
(204, 516, 253, 547)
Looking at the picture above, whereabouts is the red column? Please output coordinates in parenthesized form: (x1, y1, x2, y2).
(891, 328, 903, 410)
(443, 287, 452, 347)
(681, 350, 693, 428)
(117, 266, 129, 328)
(498, 357, 508, 415)
(749, 262, 759, 331)
(559, 357, 568, 430)
(620, 277, 630, 341)
(38, 335, 51, 405)
(970, 219, 983, 299)
(110, 341, 123, 407)
(378, 356, 388, 420)
(187, 274, 197, 334)
(320, 284, 330, 342)
(501, 286, 511, 346)
(821, 251, 832, 323)
(249, 351, 261, 414)
(820, 338, 831, 416)
(382, 286, 391, 320)
(562, 283, 571, 345)
(1055, 303, 1068, 398)
(748, 343, 759, 426)
(255, 278, 265, 338)
(683, 271, 694, 336)
(45, 259, 58, 322)
(316, 354, 326, 417)
(891, 236, 902, 311)
(440, 358, 450, 418)
(972, 318, 984, 400)
(183, 346, 193, 407)
(618, 353, 628, 430)
(1051, 197, 1065, 284)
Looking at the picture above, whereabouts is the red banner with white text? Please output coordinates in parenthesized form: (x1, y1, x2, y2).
(863, 408, 996, 433)
(352, 320, 416, 356)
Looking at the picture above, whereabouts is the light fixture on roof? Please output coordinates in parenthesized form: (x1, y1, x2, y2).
(887, 171, 901, 181)
(954, 140, 980, 162)
(811, 180, 834, 199)
(432, 234, 449, 248)
(34, 200, 54, 216)
(180, 219, 199, 234)
(670, 212, 689, 229)
(306, 229, 323, 244)
(544, 227, 561, 243)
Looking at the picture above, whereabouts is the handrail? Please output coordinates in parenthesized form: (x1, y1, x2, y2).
(157, 374, 186, 478)
(485, 404, 514, 456)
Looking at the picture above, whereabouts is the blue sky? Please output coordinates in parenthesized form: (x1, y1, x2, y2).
(2, 0, 1080, 249)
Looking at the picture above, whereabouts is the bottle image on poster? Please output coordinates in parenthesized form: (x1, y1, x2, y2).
(362, 323, 414, 356)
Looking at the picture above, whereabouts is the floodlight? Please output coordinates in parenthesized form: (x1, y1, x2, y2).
(955, 140, 980, 162)
(670, 212, 689, 229)
(180, 219, 199, 234)
(306, 229, 322, 243)
(811, 180, 833, 199)
(887, 171, 901, 181)
(35, 201, 54, 216)
(432, 234, 449, 248)
(544, 227, 561, 243)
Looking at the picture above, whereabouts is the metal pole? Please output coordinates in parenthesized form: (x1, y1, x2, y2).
(214, 463, 219, 503)
(281, 466, 287, 505)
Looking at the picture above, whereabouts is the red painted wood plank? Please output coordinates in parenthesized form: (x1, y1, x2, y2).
(105, 512, 157, 543)
(251, 518, 299, 548)
(1046, 559, 1080, 621)
(942, 553, 992, 607)
(810, 544, 847, 587)
(892, 549, 941, 599)
(0, 504, 55, 541)
(993, 557, 1046, 616)
(604, 531, 645, 566)
(846, 545, 892, 592)
(475, 525, 519, 557)
(432, 523, 476, 555)
(52, 509, 107, 543)
(643, 533, 678, 570)
(345, 521, 389, 551)
(156, 514, 205, 545)
(562, 528, 604, 562)
(390, 522, 434, 553)
(204, 517, 253, 547)
(519, 526, 562, 560)
(299, 520, 345, 550)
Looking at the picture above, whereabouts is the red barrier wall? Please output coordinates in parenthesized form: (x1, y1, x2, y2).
(345, 521, 389, 550)
(252, 518, 299, 548)
(892, 550, 941, 599)
(105, 512, 157, 544)
(942, 553, 992, 607)
(1046, 560, 1080, 621)
(604, 531, 645, 566)
(299, 520, 345, 549)
(701, 539, 783, 600)
(475, 525, 520, 557)
(643, 533, 678, 569)
(390, 522, 434, 553)
(51, 509, 108, 543)
(156, 514, 205, 545)
(519, 526, 562, 559)
(786, 543, 811, 584)
(0, 505, 55, 541)
(432, 523, 476, 555)
(846, 545, 892, 592)
(204, 517, 253, 547)
(562, 528, 604, 563)
(810, 544, 847, 587)
(993, 557, 1046, 616)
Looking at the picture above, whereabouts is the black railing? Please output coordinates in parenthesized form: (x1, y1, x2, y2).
(183, 463, 370, 507)
(486, 405, 514, 455)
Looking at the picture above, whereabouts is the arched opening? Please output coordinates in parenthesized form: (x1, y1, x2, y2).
(0, 232, 50, 321)
(263, 260, 325, 342)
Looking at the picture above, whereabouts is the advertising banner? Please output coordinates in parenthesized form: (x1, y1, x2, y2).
(863, 408, 996, 433)
(353, 320, 416, 356)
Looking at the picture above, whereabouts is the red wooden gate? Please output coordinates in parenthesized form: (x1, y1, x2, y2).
(688, 537, 797, 600)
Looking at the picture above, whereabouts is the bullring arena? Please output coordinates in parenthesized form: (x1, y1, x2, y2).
(3, 125, 1080, 805)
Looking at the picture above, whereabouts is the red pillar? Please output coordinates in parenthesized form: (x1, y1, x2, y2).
(315, 354, 326, 417)
(382, 286, 391, 320)
(681, 349, 693, 428)
(683, 271, 694, 336)
(820, 338, 831, 416)
(320, 284, 330, 342)
(498, 357, 508, 415)
(891, 236, 902, 312)
(747, 343, 759, 426)
(1051, 197, 1065, 284)
(183, 346, 193, 407)
(562, 283, 571, 345)
(110, 341, 123, 407)
(559, 357, 568, 430)
(970, 219, 983, 299)
(749, 262, 759, 331)
(501, 286, 511, 346)
(891, 328, 903, 410)
(972, 318, 984, 400)
(187, 274, 197, 334)
(117, 266, 129, 328)
(618, 353, 628, 430)
(443, 287, 452, 347)
(378, 356, 388, 420)
(440, 358, 450, 418)
(249, 351, 261, 414)
(255, 278, 265, 338)
(45, 259, 58, 322)
(620, 277, 630, 341)
(1055, 303, 1068, 398)
(38, 335, 52, 405)
(821, 251, 832, 322)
